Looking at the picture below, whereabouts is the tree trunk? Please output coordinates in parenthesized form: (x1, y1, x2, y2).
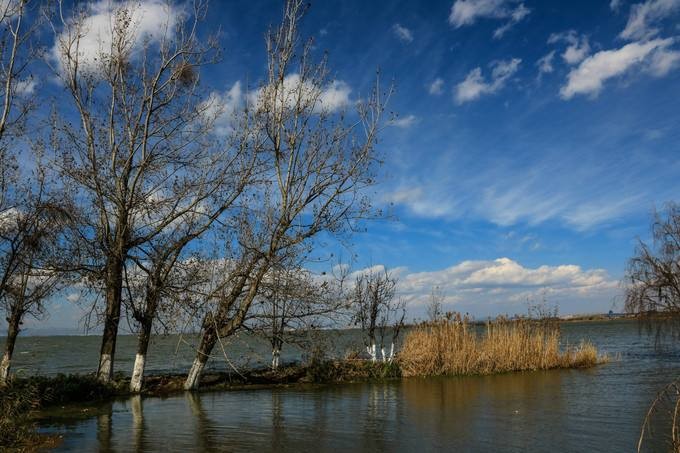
(184, 261, 268, 390)
(0, 309, 21, 385)
(366, 342, 377, 362)
(184, 325, 217, 390)
(97, 256, 124, 383)
(272, 348, 280, 369)
(130, 318, 152, 393)
(271, 337, 282, 370)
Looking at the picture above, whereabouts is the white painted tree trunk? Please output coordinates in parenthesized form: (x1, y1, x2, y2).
(0, 352, 10, 384)
(130, 354, 146, 393)
(271, 348, 281, 370)
(381, 346, 386, 363)
(388, 342, 395, 363)
(366, 342, 377, 362)
(98, 354, 113, 383)
(184, 358, 206, 390)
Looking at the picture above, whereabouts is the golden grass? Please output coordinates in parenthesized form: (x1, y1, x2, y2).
(398, 314, 605, 378)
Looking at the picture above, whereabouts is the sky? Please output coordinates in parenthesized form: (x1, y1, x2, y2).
(18, 0, 680, 331)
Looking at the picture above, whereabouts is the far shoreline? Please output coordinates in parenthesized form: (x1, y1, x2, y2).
(2, 313, 639, 337)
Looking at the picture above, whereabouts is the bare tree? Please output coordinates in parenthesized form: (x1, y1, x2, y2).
(624, 207, 680, 451)
(183, 0, 390, 390)
(251, 262, 348, 370)
(352, 268, 403, 362)
(0, 157, 68, 384)
(48, 0, 234, 382)
(625, 203, 680, 318)
(0, 0, 28, 299)
(122, 251, 206, 392)
(121, 123, 255, 392)
(427, 285, 444, 322)
(0, 0, 39, 251)
(0, 0, 59, 385)
(0, 0, 35, 149)
(377, 294, 406, 363)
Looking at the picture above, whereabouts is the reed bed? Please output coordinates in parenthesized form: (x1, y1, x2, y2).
(398, 314, 604, 378)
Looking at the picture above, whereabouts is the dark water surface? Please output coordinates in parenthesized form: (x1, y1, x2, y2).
(21, 320, 680, 452)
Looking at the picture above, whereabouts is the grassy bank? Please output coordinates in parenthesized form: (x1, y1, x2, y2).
(398, 314, 605, 377)
(0, 380, 76, 450)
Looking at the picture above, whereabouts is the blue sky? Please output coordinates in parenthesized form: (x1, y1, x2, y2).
(264, 0, 679, 318)
(23, 0, 680, 330)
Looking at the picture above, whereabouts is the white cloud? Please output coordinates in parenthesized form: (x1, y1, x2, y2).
(455, 69, 488, 103)
(449, 0, 507, 26)
(560, 38, 679, 99)
(319, 80, 352, 111)
(392, 23, 414, 43)
(620, 0, 680, 40)
(460, 258, 610, 288)
(449, 0, 530, 38)
(202, 81, 243, 136)
(0, 207, 20, 232)
(14, 78, 36, 96)
(384, 186, 456, 218)
(563, 40, 591, 65)
(536, 51, 556, 74)
(389, 114, 418, 128)
(428, 78, 444, 95)
(52, 0, 180, 76)
(247, 74, 351, 115)
(455, 58, 521, 104)
(493, 3, 530, 39)
(548, 31, 590, 65)
(611, 0, 623, 11)
(358, 258, 618, 317)
(647, 46, 680, 74)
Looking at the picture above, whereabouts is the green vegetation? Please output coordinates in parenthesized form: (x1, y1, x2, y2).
(0, 374, 119, 449)
(0, 383, 41, 449)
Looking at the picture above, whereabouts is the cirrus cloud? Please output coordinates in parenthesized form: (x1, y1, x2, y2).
(620, 0, 680, 40)
(449, 0, 530, 39)
(392, 23, 414, 43)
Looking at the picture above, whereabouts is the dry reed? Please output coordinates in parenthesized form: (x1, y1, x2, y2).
(398, 314, 604, 377)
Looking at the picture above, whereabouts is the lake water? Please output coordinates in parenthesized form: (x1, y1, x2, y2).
(12, 320, 680, 451)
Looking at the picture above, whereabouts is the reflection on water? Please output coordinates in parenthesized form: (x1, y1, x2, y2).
(96, 405, 112, 453)
(36, 321, 680, 451)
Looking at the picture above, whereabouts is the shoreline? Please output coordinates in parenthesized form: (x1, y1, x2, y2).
(6, 351, 607, 410)
(1, 317, 609, 450)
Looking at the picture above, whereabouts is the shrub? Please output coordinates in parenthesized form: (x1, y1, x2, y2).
(0, 383, 41, 448)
